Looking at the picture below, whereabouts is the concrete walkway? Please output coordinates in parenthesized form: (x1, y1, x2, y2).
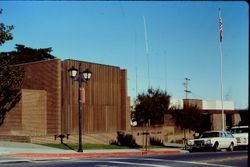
(0, 141, 188, 162)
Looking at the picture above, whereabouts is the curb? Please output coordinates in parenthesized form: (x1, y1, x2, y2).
(7, 150, 183, 159)
(0, 160, 31, 164)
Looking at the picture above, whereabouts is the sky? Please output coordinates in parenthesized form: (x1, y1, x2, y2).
(0, 1, 248, 109)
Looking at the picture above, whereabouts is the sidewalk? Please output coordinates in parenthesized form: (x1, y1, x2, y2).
(0, 140, 188, 161)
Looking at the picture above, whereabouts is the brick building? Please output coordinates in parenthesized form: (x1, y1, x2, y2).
(182, 99, 241, 130)
(0, 59, 130, 143)
(132, 99, 242, 146)
(167, 99, 241, 130)
(0, 58, 242, 144)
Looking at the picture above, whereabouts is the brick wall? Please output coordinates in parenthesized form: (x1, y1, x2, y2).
(0, 89, 47, 136)
(21, 59, 61, 135)
(0, 101, 22, 135)
(21, 89, 47, 135)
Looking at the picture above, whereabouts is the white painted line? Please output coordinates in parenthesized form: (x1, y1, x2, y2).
(107, 160, 171, 167)
(96, 165, 118, 167)
(70, 158, 235, 167)
(142, 158, 234, 167)
(73, 159, 171, 167)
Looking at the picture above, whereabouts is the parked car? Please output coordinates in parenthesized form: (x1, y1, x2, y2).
(230, 126, 248, 149)
(186, 131, 237, 152)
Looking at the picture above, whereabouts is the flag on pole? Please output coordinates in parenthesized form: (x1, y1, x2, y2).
(219, 9, 223, 43)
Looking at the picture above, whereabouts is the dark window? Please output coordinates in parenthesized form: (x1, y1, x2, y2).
(201, 132, 219, 138)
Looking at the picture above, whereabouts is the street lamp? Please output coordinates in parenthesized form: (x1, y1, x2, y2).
(68, 63, 92, 152)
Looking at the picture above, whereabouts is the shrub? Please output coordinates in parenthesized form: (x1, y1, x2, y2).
(149, 137, 164, 146)
(110, 131, 140, 148)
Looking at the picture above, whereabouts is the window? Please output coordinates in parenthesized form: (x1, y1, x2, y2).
(231, 127, 248, 134)
(225, 132, 234, 138)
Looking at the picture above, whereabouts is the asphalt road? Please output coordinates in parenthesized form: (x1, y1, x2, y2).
(0, 150, 248, 167)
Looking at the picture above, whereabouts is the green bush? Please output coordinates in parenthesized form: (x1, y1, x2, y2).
(110, 131, 140, 148)
(150, 137, 164, 146)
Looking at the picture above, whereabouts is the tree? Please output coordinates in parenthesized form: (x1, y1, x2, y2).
(168, 104, 211, 134)
(1, 44, 55, 64)
(0, 56, 24, 125)
(0, 9, 56, 126)
(0, 9, 24, 126)
(0, 9, 21, 125)
(0, 9, 14, 45)
(0, 45, 56, 126)
(134, 88, 171, 126)
(168, 104, 210, 148)
(13, 44, 55, 63)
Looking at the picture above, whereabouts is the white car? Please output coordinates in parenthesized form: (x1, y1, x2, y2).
(230, 126, 248, 149)
(187, 131, 237, 152)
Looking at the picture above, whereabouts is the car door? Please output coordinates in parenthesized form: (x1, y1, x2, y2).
(226, 131, 235, 146)
(224, 131, 233, 148)
(220, 132, 228, 148)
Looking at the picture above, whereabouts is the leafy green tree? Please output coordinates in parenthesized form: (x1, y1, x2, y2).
(0, 45, 56, 126)
(134, 88, 171, 126)
(0, 9, 24, 125)
(0, 9, 14, 45)
(1, 44, 55, 64)
(0, 56, 24, 125)
(168, 104, 211, 134)
(12, 44, 55, 63)
(0, 9, 56, 126)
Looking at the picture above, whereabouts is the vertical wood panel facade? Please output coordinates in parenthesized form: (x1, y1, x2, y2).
(21, 59, 62, 135)
(61, 60, 129, 134)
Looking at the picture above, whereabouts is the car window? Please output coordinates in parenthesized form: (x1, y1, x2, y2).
(221, 132, 225, 138)
(201, 132, 219, 138)
(231, 127, 248, 134)
(225, 132, 234, 138)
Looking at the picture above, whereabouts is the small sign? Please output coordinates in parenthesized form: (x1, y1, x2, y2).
(80, 87, 85, 103)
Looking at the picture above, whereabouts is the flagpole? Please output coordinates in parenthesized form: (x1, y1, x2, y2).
(219, 8, 225, 131)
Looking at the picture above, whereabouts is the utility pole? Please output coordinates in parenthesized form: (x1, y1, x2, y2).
(183, 77, 191, 99)
(183, 77, 191, 149)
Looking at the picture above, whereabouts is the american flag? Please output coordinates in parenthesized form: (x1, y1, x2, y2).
(219, 13, 223, 42)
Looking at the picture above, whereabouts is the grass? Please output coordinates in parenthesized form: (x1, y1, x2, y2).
(38, 143, 166, 151)
(39, 143, 132, 150)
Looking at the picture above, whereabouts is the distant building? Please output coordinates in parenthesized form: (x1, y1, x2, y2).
(131, 98, 241, 145)
(169, 99, 241, 130)
(169, 99, 183, 109)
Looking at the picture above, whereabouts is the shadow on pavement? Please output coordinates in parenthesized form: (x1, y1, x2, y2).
(62, 143, 75, 151)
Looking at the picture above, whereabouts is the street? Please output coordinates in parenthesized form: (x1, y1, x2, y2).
(0, 150, 247, 167)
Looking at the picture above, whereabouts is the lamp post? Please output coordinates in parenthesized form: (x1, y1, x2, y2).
(68, 63, 92, 152)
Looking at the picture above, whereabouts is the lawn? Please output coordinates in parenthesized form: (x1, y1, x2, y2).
(39, 143, 134, 150)
(38, 143, 165, 150)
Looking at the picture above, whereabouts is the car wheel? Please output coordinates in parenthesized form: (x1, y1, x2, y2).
(227, 143, 234, 151)
(213, 142, 219, 152)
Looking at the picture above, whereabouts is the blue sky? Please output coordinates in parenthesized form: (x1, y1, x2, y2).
(1, 1, 248, 109)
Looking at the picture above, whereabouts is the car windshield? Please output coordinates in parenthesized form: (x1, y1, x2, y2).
(231, 128, 248, 134)
(200, 132, 219, 138)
